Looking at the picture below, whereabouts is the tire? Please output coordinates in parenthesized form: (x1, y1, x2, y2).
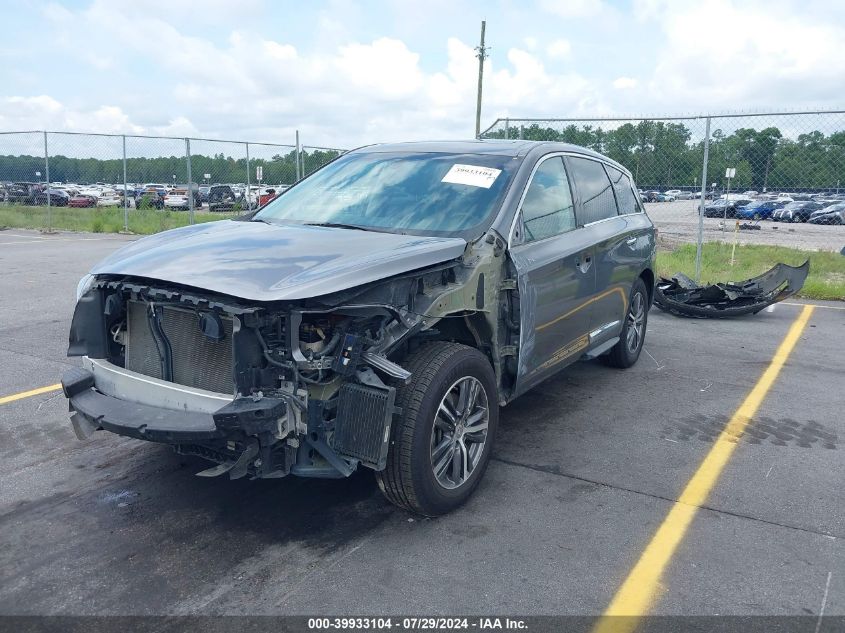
(753, 212, 762, 220)
(604, 278, 649, 369)
(376, 342, 499, 516)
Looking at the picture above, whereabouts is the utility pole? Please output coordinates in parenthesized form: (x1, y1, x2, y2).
(695, 116, 711, 282)
(474, 20, 489, 138)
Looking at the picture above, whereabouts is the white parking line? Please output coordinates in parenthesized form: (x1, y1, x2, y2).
(0, 237, 129, 245)
(0, 234, 47, 240)
(782, 302, 845, 311)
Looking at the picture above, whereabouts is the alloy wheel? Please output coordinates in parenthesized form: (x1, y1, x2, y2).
(626, 291, 646, 354)
(430, 376, 490, 490)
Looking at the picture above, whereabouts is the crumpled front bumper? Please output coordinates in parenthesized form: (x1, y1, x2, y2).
(61, 359, 287, 445)
(61, 357, 394, 480)
(63, 367, 226, 443)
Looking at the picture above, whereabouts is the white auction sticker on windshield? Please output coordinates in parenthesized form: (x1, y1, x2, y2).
(441, 164, 502, 189)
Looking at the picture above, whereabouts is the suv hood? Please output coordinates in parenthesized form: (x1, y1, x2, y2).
(91, 220, 467, 301)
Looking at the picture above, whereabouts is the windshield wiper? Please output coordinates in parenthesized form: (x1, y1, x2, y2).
(304, 222, 379, 232)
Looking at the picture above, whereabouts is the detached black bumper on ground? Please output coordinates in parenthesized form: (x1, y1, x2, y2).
(654, 260, 810, 318)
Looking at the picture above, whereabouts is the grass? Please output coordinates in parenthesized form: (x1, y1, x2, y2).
(656, 242, 845, 301)
(0, 204, 237, 235)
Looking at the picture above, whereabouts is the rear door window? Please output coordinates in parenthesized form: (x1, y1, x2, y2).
(519, 156, 576, 242)
(567, 157, 619, 224)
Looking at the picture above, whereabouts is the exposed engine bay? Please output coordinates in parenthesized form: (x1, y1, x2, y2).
(63, 235, 520, 481)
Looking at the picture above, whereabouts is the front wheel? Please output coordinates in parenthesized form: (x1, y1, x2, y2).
(604, 278, 649, 368)
(376, 342, 498, 516)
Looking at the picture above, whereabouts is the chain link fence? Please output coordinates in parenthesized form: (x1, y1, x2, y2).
(0, 131, 345, 234)
(482, 111, 845, 277)
(481, 111, 845, 196)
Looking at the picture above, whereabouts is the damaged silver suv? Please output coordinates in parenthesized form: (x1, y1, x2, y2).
(63, 140, 656, 516)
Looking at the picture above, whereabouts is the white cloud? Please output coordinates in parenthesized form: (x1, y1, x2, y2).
(334, 38, 424, 99)
(42, 2, 73, 21)
(7, 0, 843, 149)
(0, 97, 144, 135)
(539, 0, 604, 18)
(0, 19, 601, 146)
(546, 39, 572, 60)
(636, 0, 845, 110)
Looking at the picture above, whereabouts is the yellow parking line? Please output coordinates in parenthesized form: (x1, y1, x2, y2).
(0, 384, 63, 405)
(593, 304, 815, 633)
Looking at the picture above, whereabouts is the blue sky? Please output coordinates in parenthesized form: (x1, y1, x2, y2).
(1, 0, 843, 147)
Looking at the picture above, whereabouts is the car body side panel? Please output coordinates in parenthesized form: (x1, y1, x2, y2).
(585, 214, 655, 342)
(509, 227, 596, 396)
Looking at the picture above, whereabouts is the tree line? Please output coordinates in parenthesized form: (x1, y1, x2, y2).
(4, 123, 845, 191)
(0, 148, 342, 186)
(486, 122, 845, 191)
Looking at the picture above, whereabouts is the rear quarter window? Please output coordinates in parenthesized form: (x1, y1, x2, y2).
(606, 166, 642, 214)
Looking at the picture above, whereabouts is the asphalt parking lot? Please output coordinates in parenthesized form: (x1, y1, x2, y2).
(0, 228, 843, 622)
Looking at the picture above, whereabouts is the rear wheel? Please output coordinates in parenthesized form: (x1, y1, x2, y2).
(376, 342, 498, 516)
(604, 278, 648, 369)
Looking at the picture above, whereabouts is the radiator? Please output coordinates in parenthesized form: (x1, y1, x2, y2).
(125, 300, 234, 394)
(332, 382, 395, 470)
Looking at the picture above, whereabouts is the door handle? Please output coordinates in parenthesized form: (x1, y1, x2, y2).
(625, 236, 637, 246)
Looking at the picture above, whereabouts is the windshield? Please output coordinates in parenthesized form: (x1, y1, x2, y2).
(253, 151, 518, 237)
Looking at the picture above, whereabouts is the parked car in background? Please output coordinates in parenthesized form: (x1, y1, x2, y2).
(163, 185, 202, 210)
(69, 194, 97, 208)
(5, 182, 41, 205)
(164, 188, 194, 210)
(772, 201, 824, 223)
(78, 187, 103, 199)
(257, 187, 280, 207)
(742, 190, 758, 197)
(808, 203, 845, 225)
(704, 198, 752, 218)
(137, 188, 165, 210)
(35, 188, 70, 206)
(207, 185, 238, 212)
(199, 186, 211, 203)
(97, 190, 122, 207)
(115, 189, 135, 208)
(735, 200, 785, 220)
(664, 189, 692, 200)
(62, 139, 656, 516)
